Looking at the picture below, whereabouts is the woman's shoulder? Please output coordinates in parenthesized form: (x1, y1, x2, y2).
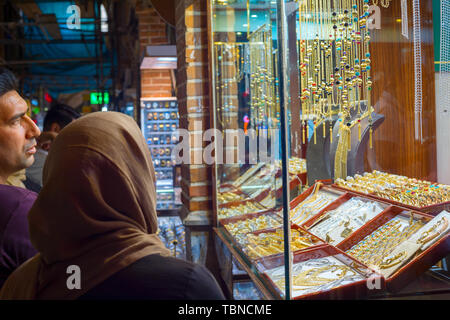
(79, 254, 225, 300)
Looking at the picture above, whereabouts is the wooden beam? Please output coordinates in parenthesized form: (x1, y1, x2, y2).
(37, 14, 62, 40)
(75, 0, 95, 19)
(15, 2, 42, 20)
(150, 0, 175, 27)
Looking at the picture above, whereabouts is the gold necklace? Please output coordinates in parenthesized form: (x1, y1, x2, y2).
(417, 217, 449, 245)
(379, 250, 407, 269)
(276, 264, 356, 288)
(381, 0, 391, 8)
(334, 122, 351, 179)
(294, 182, 323, 209)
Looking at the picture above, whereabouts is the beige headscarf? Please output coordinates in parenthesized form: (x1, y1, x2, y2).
(0, 112, 170, 300)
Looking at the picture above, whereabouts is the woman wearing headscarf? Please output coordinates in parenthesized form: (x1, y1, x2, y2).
(0, 112, 225, 300)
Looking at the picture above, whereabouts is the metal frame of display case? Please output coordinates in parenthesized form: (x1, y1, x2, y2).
(207, 0, 297, 299)
(214, 226, 280, 299)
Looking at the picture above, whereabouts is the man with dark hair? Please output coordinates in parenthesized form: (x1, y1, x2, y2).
(43, 103, 81, 133)
(25, 103, 81, 191)
(0, 67, 39, 288)
(0, 69, 41, 181)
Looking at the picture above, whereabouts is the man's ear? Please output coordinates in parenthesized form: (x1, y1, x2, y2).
(50, 122, 61, 133)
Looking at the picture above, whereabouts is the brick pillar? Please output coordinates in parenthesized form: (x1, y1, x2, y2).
(175, 0, 229, 297)
(136, 2, 173, 98)
(176, 0, 212, 226)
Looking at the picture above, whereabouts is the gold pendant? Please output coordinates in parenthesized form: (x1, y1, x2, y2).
(416, 217, 449, 245)
(381, 0, 391, 8)
(302, 123, 306, 144)
(358, 122, 362, 141)
(379, 251, 407, 269)
(341, 221, 354, 239)
(330, 124, 333, 144)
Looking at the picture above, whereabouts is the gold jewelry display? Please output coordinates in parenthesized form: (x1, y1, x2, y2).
(214, 20, 279, 131)
(379, 250, 407, 269)
(416, 217, 449, 245)
(375, 211, 450, 277)
(346, 213, 426, 268)
(289, 265, 354, 287)
(288, 157, 307, 175)
(214, 41, 244, 128)
(248, 24, 278, 132)
(297, 0, 374, 156)
(266, 256, 366, 298)
(241, 228, 320, 259)
(309, 197, 384, 245)
(380, 0, 391, 8)
(335, 170, 450, 207)
(291, 184, 341, 225)
(217, 191, 246, 205)
(240, 165, 279, 199)
(230, 163, 265, 189)
(218, 201, 265, 220)
(210, 1, 450, 300)
(334, 123, 352, 179)
(221, 159, 306, 211)
(224, 214, 282, 235)
(259, 191, 276, 209)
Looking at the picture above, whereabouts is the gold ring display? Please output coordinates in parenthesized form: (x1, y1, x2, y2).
(335, 171, 450, 207)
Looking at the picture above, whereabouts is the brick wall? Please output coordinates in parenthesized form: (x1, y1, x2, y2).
(175, 0, 213, 226)
(136, 2, 173, 98)
(175, 2, 228, 293)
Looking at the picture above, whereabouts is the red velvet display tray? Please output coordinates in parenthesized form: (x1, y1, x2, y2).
(255, 245, 384, 300)
(220, 222, 326, 264)
(218, 189, 270, 210)
(301, 191, 390, 233)
(219, 210, 282, 231)
(289, 180, 333, 208)
(332, 183, 450, 216)
(336, 205, 450, 292)
(218, 172, 307, 212)
(215, 184, 450, 298)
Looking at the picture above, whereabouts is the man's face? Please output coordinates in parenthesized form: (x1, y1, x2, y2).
(0, 90, 41, 180)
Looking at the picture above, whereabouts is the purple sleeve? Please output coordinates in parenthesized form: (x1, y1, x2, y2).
(2, 193, 38, 269)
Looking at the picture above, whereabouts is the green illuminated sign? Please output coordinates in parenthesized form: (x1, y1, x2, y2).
(90, 92, 109, 104)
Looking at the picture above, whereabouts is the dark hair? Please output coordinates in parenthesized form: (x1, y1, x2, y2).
(43, 103, 81, 131)
(0, 68, 18, 98)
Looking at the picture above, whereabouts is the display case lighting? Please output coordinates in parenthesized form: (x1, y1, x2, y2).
(140, 45, 177, 70)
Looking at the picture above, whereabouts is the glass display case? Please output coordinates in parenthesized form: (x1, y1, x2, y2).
(209, 0, 450, 299)
(157, 216, 186, 259)
(141, 97, 180, 211)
